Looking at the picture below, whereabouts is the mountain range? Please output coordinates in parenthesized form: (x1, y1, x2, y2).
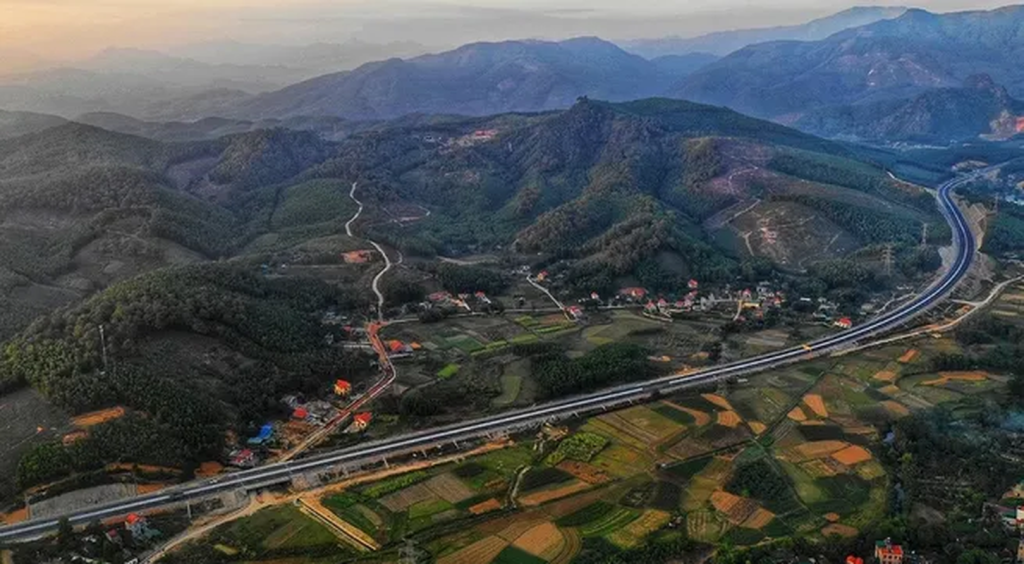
(675, 6, 1024, 122)
(228, 38, 687, 121)
(621, 6, 907, 58)
(794, 74, 1024, 143)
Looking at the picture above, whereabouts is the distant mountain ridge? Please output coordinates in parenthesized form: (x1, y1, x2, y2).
(228, 37, 689, 121)
(794, 74, 1024, 143)
(622, 6, 908, 58)
(675, 5, 1024, 120)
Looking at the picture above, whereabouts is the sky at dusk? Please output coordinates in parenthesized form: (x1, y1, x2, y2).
(0, 0, 1013, 67)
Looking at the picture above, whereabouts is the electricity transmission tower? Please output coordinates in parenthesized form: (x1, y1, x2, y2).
(882, 244, 895, 277)
(399, 539, 424, 564)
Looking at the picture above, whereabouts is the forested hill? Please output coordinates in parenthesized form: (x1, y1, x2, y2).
(1, 263, 367, 490)
(320, 97, 943, 292)
(794, 75, 1024, 143)
(0, 122, 335, 344)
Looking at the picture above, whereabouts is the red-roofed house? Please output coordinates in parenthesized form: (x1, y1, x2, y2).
(293, 407, 309, 420)
(230, 449, 256, 468)
(537, 271, 549, 282)
(845, 557, 864, 564)
(688, 279, 699, 290)
(567, 305, 584, 320)
(334, 380, 352, 397)
(835, 317, 853, 329)
(352, 412, 373, 430)
(474, 291, 486, 298)
(874, 539, 904, 564)
(428, 291, 451, 303)
(125, 513, 147, 536)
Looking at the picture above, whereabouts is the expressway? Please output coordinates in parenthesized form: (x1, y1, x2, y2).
(0, 172, 977, 543)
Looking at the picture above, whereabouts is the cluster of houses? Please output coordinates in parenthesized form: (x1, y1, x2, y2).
(57, 514, 161, 564)
(424, 290, 493, 313)
(283, 395, 337, 426)
(838, 539, 908, 564)
(608, 280, 789, 320)
(418, 129, 499, 148)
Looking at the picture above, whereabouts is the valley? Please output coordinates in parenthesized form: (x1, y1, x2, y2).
(3, 4, 1024, 563)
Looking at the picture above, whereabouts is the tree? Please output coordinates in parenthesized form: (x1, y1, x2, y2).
(57, 517, 74, 552)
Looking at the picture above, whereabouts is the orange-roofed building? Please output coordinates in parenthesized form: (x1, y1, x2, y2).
(293, 407, 309, 420)
(334, 380, 352, 396)
(846, 557, 864, 564)
(835, 317, 853, 329)
(352, 412, 373, 430)
(874, 539, 904, 564)
(125, 513, 147, 535)
(537, 271, 549, 282)
(410, 342, 423, 350)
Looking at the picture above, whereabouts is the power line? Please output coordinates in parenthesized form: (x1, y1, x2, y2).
(882, 244, 895, 277)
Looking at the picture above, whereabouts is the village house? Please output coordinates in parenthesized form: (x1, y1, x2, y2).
(347, 412, 373, 433)
(334, 379, 352, 397)
(619, 287, 647, 301)
(688, 279, 699, 290)
(230, 449, 257, 468)
(566, 305, 585, 320)
(874, 539, 904, 564)
(835, 317, 854, 329)
(247, 423, 274, 446)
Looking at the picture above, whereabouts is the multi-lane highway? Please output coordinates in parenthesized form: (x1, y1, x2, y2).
(0, 172, 977, 542)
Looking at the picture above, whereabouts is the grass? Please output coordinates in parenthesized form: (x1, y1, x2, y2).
(211, 505, 351, 559)
(448, 335, 486, 354)
(651, 403, 696, 425)
(493, 545, 548, 564)
(437, 363, 461, 380)
(777, 460, 827, 505)
(271, 179, 357, 231)
(408, 498, 454, 520)
(321, 493, 380, 536)
(556, 501, 616, 527)
(520, 467, 574, 492)
(360, 471, 429, 499)
(664, 456, 711, 481)
(545, 432, 609, 465)
(580, 506, 640, 537)
(492, 374, 523, 407)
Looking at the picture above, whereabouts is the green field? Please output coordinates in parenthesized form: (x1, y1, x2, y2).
(580, 506, 640, 537)
(322, 493, 383, 537)
(408, 498, 454, 520)
(195, 505, 352, 562)
(492, 373, 523, 407)
(437, 363, 461, 379)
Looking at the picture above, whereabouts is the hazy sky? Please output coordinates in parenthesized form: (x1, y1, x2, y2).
(0, 0, 1013, 66)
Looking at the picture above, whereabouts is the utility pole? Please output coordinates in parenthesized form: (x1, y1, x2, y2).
(882, 244, 895, 277)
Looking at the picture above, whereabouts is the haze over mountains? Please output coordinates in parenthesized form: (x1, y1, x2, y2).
(676, 6, 1024, 124)
(621, 6, 908, 58)
(4, 5, 1024, 144)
